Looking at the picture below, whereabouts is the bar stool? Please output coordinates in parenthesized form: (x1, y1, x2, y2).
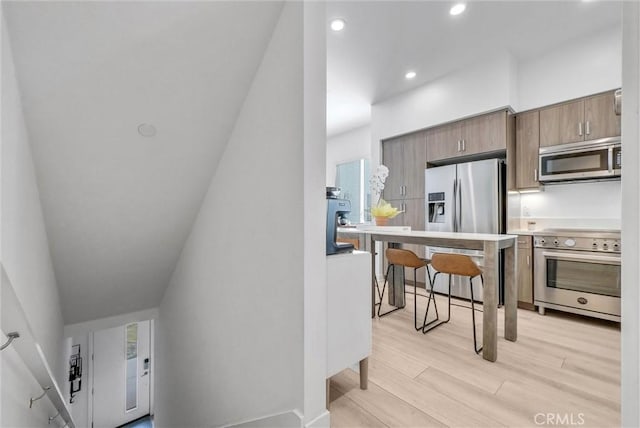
(377, 248, 437, 331)
(422, 253, 484, 354)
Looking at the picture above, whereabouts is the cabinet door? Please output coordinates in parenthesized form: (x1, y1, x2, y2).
(517, 236, 533, 304)
(461, 111, 507, 156)
(515, 111, 540, 189)
(426, 123, 461, 163)
(584, 92, 621, 140)
(403, 132, 427, 199)
(381, 139, 404, 200)
(539, 99, 584, 147)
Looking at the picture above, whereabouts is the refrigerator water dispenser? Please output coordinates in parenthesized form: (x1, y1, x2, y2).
(428, 192, 446, 223)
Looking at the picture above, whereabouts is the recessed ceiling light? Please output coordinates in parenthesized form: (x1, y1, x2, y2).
(137, 123, 156, 137)
(330, 18, 346, 32)
(450, 3, 466, 16)
(405, 71, 417, 80)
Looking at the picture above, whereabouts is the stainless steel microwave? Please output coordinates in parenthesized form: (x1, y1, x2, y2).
(538, 137, 621, 183)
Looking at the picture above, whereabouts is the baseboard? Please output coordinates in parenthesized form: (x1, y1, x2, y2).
(304, 410, 330, 428)
(226, 410, 302, 428)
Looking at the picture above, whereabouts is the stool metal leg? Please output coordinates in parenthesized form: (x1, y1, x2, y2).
(377, 264, 403, 317)
(470, 276, 483, 354)
(422, 272, 452, 334)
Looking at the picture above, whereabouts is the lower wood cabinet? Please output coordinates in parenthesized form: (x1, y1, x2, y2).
(517, 235, 534, 308)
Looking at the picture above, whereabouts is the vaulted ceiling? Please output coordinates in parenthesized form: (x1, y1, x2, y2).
(3, 1, 283, 323)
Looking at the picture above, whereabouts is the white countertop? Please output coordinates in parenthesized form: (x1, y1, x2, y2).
(338, 227, 516, 242)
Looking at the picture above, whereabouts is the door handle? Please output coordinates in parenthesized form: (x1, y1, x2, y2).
(458, 179, 462, 230)
(141, 371, 149, 377)
(452, 179, 457, 232)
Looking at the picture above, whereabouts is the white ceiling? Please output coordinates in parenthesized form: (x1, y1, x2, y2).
(326, 1, 622, 137)
(3, 1, 283, 324)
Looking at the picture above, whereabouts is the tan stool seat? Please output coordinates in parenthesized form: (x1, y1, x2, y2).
(385, 248, 430, 269)
(431, 253, 482, 278)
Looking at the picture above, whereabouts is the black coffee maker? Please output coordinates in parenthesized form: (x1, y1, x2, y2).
(326, 187, 354, 255)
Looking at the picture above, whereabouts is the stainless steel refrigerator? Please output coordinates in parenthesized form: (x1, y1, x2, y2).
(425, 158, 505, 302)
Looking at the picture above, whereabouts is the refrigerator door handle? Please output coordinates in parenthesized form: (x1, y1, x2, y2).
(452, 178, 457, 232)
(458, 179, 462, 231)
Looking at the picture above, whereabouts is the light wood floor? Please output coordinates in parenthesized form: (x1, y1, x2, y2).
(328, 292, 620, 428)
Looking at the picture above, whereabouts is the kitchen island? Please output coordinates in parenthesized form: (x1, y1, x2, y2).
(341, 228, 517, 363)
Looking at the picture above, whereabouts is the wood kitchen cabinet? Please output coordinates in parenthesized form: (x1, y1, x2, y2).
(381, 139, 404, 200)
(426, 110, 508, 163)
(584, 91, 621, 140)
(382, 132, 427, 200)
(461, 111, 507, 156)
(425, 123, 461, 162)
(517, 235, 534, 309)
(539, 90, 620, 147)
(515, 110, 540, 189)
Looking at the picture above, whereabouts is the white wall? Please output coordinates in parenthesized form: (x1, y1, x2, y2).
(1, 14, 66, 427)
(326, 125, 371, 187)
(303, 2, 328, 427)
(516, 181, 621, 230)
(621, 3, 640, 426)
(155, 3, 307, 426)
(517, 27, 622, 112)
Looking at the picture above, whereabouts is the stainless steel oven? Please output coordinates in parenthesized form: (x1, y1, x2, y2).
(538, 137, 621, 183)
(534, 229, 620, 322)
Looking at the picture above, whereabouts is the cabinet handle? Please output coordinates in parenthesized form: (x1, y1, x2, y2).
(462, 139, 466, 152)
(457, 140, 461, 152)
(534, 168, 538, 182)
(586, 121, 590, 136)
(578, 122, 583, 136)
(527, 255, 530, 266)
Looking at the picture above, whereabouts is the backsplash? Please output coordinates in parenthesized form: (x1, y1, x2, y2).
(508, 180, 621, 231)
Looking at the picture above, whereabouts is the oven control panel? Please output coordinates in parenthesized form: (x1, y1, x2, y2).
(534, 235, 621, 253)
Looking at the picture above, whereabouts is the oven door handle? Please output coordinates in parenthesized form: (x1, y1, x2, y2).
(541, 251, 621, 265)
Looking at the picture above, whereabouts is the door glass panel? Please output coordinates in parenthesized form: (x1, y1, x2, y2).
(125, 323, 138, 411)
(335, 159, 371, 223)
(546, 259, 620, 297)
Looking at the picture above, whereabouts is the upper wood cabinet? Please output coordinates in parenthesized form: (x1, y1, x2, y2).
(382, 132, 427, 200)
(461, 111, 507, 156)
(539, 91, 620, 147)
(381, 139, 404, 200)
(426, 110, 508, 163)
(584, 92, 621, 140)
(425, 123, 461, 162)
(515, 110, 540, 189)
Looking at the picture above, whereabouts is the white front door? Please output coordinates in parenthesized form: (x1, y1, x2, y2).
(93, 320, 151, 428)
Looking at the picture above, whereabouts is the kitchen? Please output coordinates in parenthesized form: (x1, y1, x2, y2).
(325, 1, 624, 426)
